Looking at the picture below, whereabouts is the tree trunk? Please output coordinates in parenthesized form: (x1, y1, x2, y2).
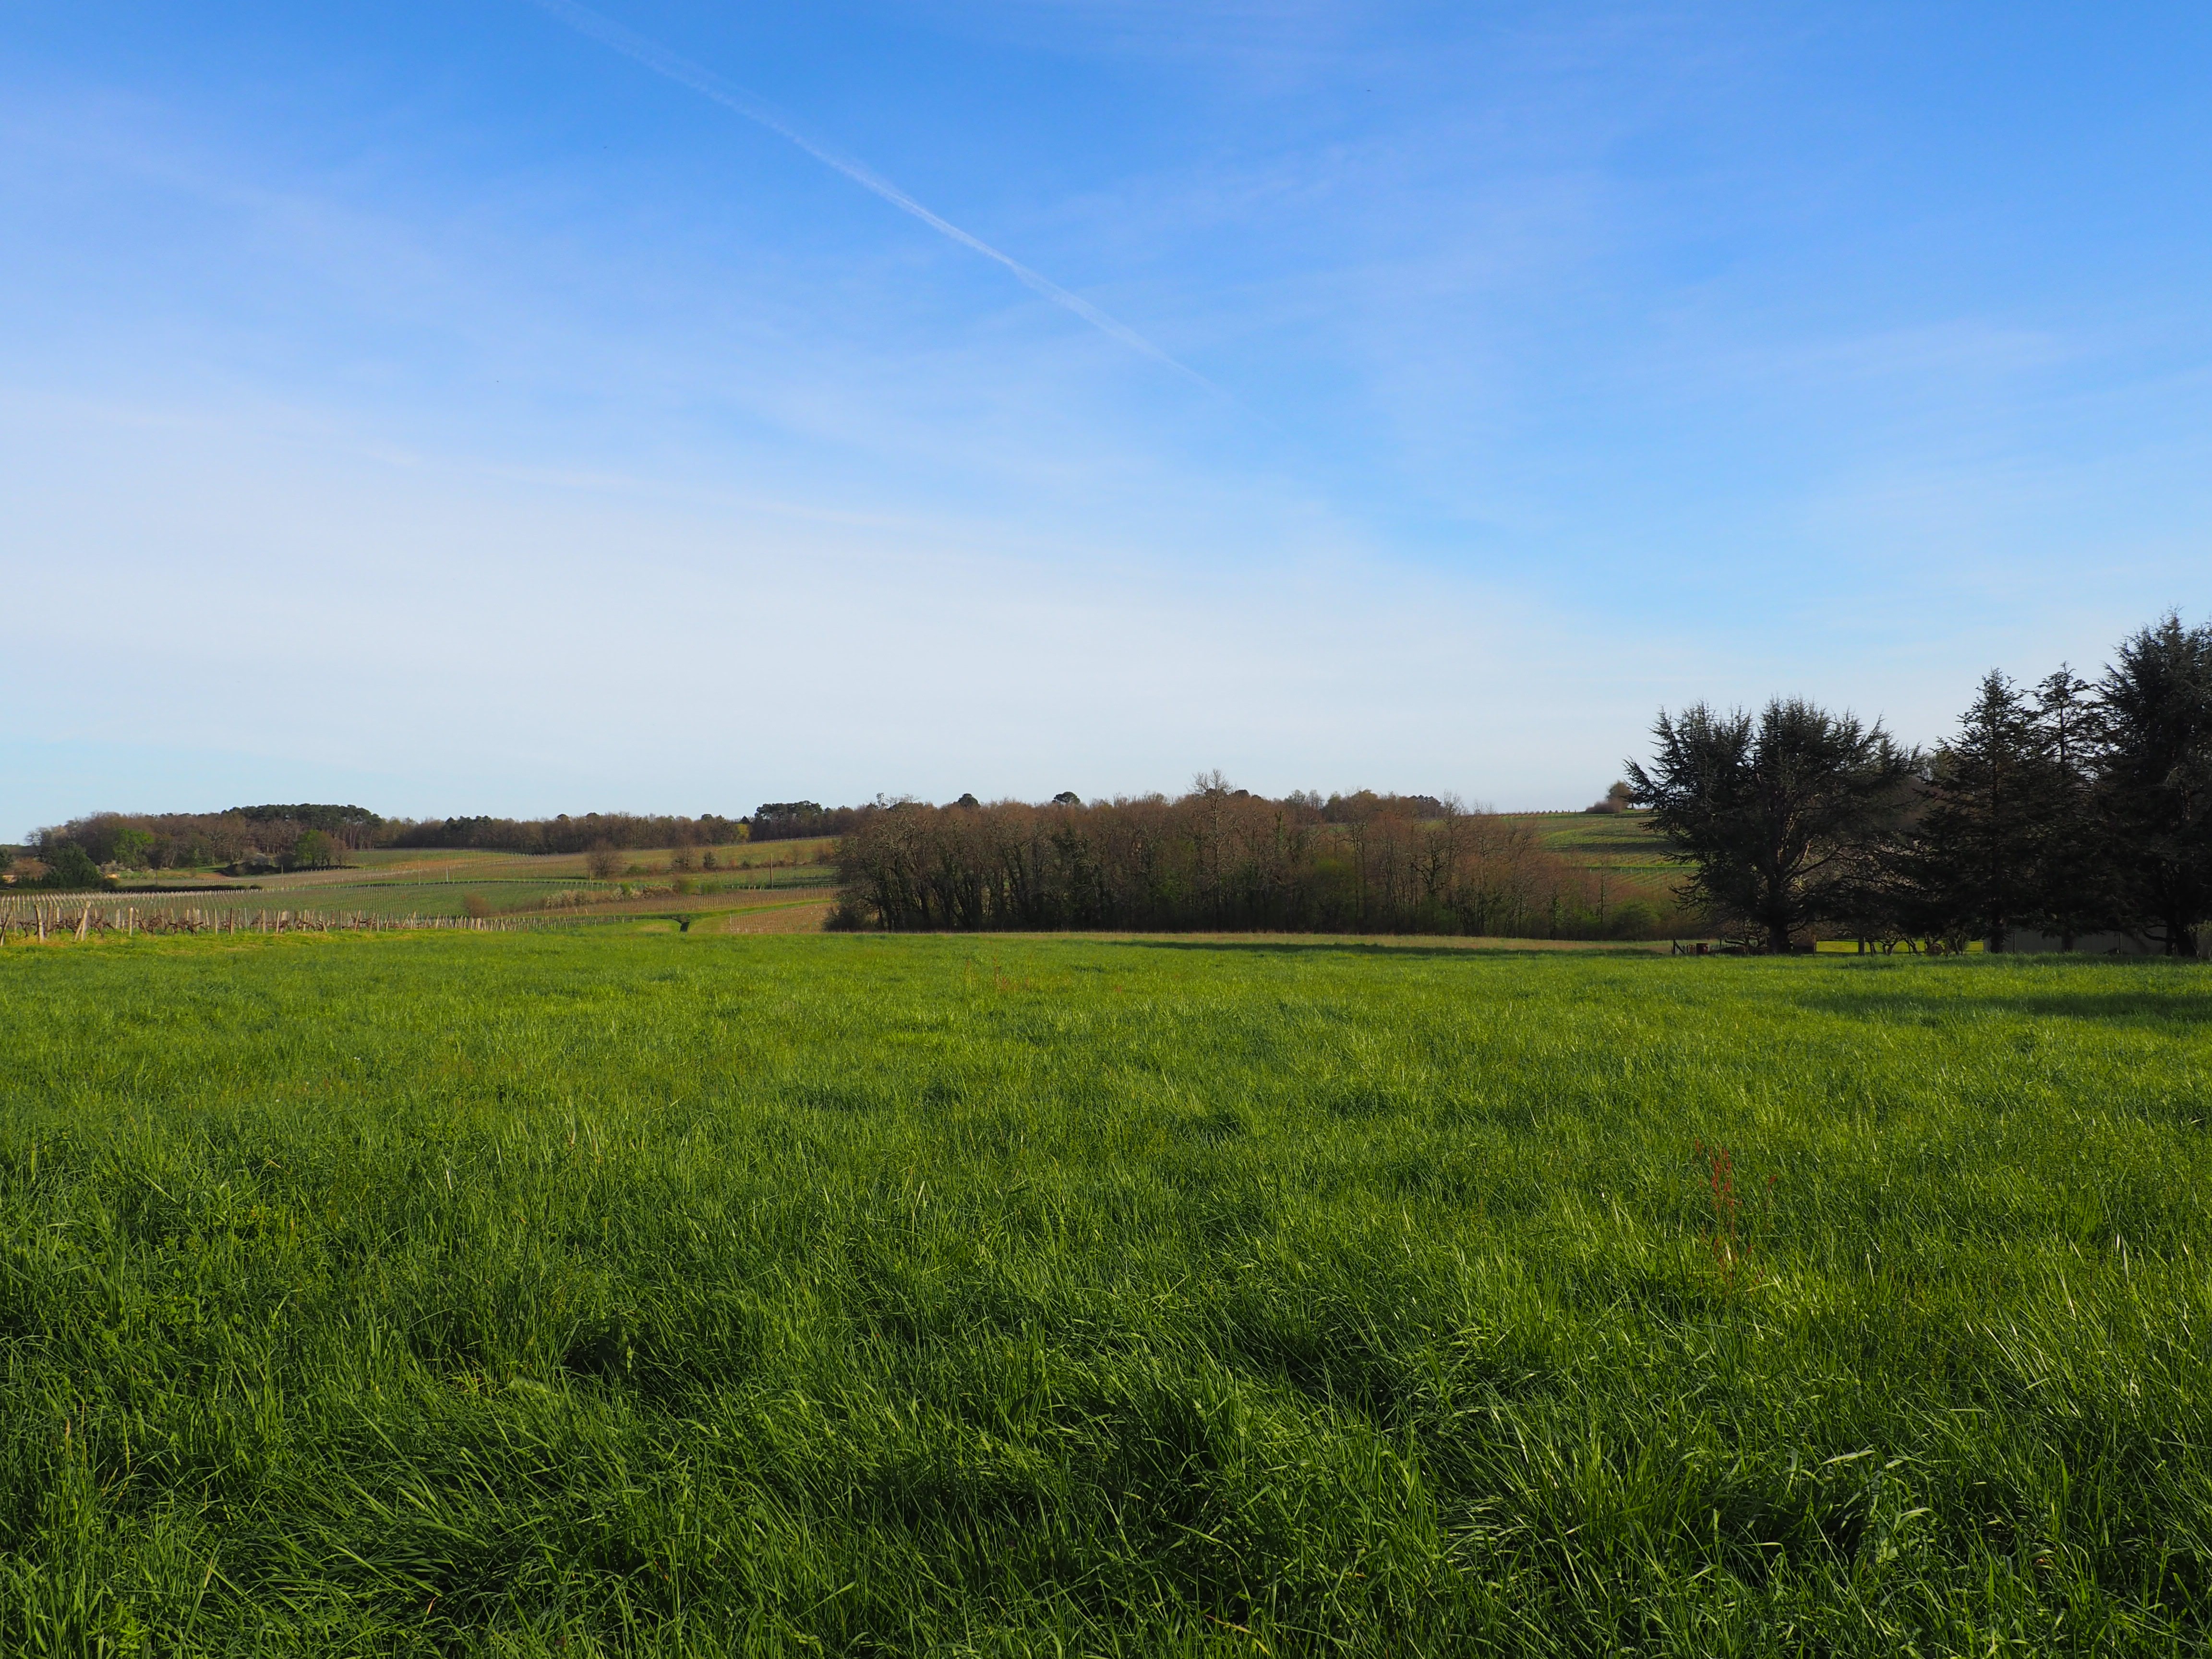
(1767, 919, 1792, 954)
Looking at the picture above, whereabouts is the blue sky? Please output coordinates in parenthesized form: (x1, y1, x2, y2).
(4, 1, 2208, 830)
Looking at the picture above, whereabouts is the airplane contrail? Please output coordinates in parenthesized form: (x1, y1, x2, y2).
(526, 0, 1214, 391)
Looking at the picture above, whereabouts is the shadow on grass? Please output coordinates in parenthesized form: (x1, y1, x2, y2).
(1085, 937, 1669, 961)
(1793, 956, 2212, 1025)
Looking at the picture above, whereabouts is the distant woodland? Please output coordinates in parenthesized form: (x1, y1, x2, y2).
(13, 802, 857, 884)
(16, 805, 387, 882)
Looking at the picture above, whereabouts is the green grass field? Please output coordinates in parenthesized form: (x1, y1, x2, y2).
(79, 842, 842, 924)
(1507, 810, 1674, 866)
(1, 934, 2205, 1654)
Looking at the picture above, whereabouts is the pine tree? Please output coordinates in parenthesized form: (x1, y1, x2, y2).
(2027, 666, 2107, 949)
(2096, 615, 2212, 956)
(1911, 672, 2052, 951)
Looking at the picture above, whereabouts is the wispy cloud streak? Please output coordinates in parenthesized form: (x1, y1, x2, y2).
(525, 0, 1214, 390)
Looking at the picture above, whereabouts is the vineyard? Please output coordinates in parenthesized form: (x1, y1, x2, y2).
(0, 895, 541, 941)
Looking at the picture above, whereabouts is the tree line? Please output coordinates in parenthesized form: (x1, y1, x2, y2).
(829, 781, 1665, 938)
(387, 813, 749, 855)
(1631, 613, 2212, 955)
(16, 805, 385, 883)
(746, 803, 869, 842)
(25, 612, 2202, 943)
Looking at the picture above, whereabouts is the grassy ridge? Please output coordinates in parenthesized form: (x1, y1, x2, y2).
(0, 935, 2206, 1653)
(1507, 809, 1675, 865)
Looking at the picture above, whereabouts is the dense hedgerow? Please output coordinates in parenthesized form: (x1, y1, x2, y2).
(831, 789, 1667, 938)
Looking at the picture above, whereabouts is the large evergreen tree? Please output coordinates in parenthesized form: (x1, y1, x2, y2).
(1909, 672, 2053, 950)
(2097, 615, 2212, 955)
(2027, 666, 2109, 949)
(1627, 699, 1917, 953)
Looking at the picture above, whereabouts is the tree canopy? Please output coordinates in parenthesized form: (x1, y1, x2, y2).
(1631, 614, 2212, 955)
(1627, 699, 1917, 952)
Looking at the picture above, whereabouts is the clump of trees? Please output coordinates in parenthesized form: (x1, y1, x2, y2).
(21, 841, 114, 892)
(1631, 614, 2212, 955)
(750, 802, 867, 842)
(290, 830, 339, 870)
(26, 805, 383, 876)
(1282, 790, 1451, 823)
(830, 780, 1667, 938)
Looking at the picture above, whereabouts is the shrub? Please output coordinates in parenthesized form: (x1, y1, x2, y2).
(35, 842, 109, 891)
(1605, 898, 1661, 938)
(1587, 781, 1635, 815)
(463, 893, 492, 920)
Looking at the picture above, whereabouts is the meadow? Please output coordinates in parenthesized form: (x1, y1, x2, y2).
(0, 933, 2205, 1654)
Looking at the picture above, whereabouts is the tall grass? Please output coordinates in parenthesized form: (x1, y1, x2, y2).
(0, 934, 2205, 1653)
